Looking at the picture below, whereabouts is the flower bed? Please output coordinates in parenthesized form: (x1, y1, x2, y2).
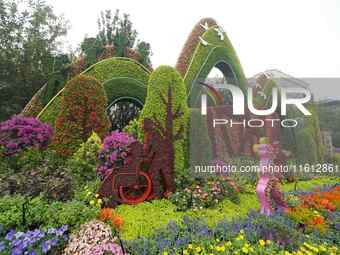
(0, 225, 68, 255)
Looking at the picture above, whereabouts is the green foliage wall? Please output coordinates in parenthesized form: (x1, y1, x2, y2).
(284, 103, 324, 163)
(296, 128, 318, 164)
(140, 65, 189, 172)
(53, 75, 110, 156)
(188, 109, 213, 168)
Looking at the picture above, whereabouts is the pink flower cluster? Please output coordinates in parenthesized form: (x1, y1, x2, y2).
(0, 115, 53, 156)
(89, 242, 126, 255)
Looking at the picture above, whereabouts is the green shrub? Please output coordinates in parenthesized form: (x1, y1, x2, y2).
(67, 132, 102, 185)
(0, 195, 99, 231)
(123, 118, 144, 142)
(53, 75, 110, 156)
(139, 65, 189, 172)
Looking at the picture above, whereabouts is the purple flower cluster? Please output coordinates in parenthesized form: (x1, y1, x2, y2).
(0, 225, 68, 255)
(97, 131, 135, 177)
(0, 116, 54, 156)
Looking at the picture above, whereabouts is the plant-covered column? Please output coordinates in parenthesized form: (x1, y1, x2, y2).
(140, 66, 189, 174)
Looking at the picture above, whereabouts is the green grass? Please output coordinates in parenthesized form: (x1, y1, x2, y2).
(116, 177, 339, 240)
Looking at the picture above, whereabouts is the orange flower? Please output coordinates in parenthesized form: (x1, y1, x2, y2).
(311, 215, 324, 225)
(99, 208, 113, 221)
(111, 215, 124, 229)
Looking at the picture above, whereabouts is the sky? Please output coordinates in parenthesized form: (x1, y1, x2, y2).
(47, 0, 340, 99)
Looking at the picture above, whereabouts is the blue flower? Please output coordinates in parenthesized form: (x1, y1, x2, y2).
(5, 229, 16, 241)
(0, 241, 5, 252)
(47, 228, 56, 235)
(10, 246, 23, 255)
(41, 241, 50, 254)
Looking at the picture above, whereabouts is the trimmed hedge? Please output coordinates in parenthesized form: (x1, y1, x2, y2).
(140, 65, 189, 172)
(39, 57, 150, 126)
(53, 75, 110, 156)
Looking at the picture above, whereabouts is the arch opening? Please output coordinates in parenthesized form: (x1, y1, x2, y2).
(107, 97, 143, 131)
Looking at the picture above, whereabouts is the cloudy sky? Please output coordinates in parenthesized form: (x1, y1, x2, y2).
(47, 0, 340, 98)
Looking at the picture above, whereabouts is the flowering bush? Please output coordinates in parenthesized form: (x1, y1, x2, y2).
(97, 131, 135, 177)
(170, 174, 240, 211)
(53, 75, 110, 156)
(300, 185, 340, 212)
(287, 185, 340, 234)
(0, 225, 68, 255)
(68, 132, 102, 184)
(0, 116, 53, 156)
(63, 220, 125, 255)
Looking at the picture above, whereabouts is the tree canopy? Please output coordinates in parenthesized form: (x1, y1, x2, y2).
(0, 0, 70, 121)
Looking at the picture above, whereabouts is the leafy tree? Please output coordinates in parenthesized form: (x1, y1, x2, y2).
(0, 0, 69, 121)
(80, 9, 152, 68)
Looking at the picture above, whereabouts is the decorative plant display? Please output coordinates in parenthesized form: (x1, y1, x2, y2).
(0, 116, 53, 156)
(0, 6, 339, 255)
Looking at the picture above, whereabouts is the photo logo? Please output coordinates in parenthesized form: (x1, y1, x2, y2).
(201, 85, 312, 116)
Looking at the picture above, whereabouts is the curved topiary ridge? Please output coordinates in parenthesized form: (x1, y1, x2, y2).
(139, 65, 189, 173)
(38, 57, 150, 127)
(175, 18, 247, 101)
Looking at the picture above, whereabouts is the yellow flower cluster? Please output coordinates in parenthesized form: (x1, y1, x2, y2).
(170, 230, 338, 255)
(287, 242, 338, 255)
(84, 187, 103, 207)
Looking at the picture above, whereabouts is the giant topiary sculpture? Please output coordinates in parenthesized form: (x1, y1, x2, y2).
(140, 65, 189, 173)
(53, 75, 110, 156)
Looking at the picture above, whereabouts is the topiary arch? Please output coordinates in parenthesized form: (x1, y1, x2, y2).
(176, 18, 247, 107)
(37, 57, 150, 128)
